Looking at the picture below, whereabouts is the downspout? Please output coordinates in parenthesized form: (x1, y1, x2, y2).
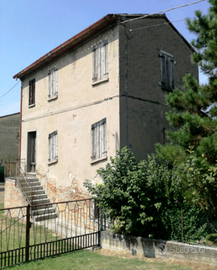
(19, 82, 22, 167)
(124, 24, 129, 147)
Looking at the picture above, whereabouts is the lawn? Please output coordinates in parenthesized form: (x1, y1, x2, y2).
(4, 249, 216, 270)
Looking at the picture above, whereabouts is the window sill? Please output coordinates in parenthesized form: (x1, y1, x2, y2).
(92, 77, 109, 86)
(90, 156, 107, 165)
(48, 159, 58, 166)
(28, 104, 35, 108)
(48, 95, 58, 102)
(159, 82, 174, 92)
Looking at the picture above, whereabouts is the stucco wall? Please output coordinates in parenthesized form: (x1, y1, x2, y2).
(101, 231, 217, 266)
(20, 26, 120, 201)
(118, 18, 198, 160)
(0, 113, 20, 165)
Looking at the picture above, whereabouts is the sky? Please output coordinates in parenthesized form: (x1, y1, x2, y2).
(0, 0, 210, 117)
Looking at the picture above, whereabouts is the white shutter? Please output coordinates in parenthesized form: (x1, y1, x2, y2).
(102, 120, 106, 158)
(48, 131, 58, 162)
(96, 45, 101, 81)
(92, 47, 96, 82)
(101, 43, 105, 80)
(54, 69, 58, 96)
(92, 40, 108, 82)
(49, 72, 52, 97)
(91, 118, 107, 160)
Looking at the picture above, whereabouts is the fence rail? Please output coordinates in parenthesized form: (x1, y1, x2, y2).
(0, 199, 102, 269)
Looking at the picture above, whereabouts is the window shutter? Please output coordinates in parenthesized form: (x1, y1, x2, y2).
(103, 40, 108, 80)
(29, 79, 35, 105)
(92, 40, 108, 82)
(160, 55, 167, 86)
(169, 59, 174, 89)
(32, 80, 35, 104)
(96, 45, 101, 82)
(54, 68, 58, 96)
(29, 81, 32, 105)
(160, 50, 174, 91)
(91, 124, 97, 159)
(91, 118, 107, 161)
(92, 46, 97, 82)
(48, 131, 58, 162)
(49, 72, 52, 97)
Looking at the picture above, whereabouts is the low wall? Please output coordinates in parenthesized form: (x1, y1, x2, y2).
(101, 231, 217, 266)
(4, 178, 27, 208)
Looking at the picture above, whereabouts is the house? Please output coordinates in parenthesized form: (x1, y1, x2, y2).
(13, 14, 198, 202)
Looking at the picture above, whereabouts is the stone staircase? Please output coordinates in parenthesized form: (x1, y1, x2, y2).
(18, 176, 58, 222)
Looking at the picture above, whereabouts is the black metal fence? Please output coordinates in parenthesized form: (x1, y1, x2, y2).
(0, 199, 101, 269)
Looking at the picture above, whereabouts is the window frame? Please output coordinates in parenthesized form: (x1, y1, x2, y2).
(48, 131, 58, 164)
(48, 67, 58, 100)
(92, 40, 108, 84)
(91, 118, 107, 163)
(159, 50, 175, 91)
(29, 79, 35, 107)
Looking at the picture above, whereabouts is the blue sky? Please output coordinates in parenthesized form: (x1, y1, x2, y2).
(0, 0, 210, 117)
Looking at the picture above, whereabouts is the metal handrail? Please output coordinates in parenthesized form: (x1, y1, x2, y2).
(15, 161, 35, 205)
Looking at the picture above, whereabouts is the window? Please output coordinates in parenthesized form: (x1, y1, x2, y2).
(48, 131, 58, 163)
(159, 50, 174, 91)
(29, 79, 35, 106)
(48, 67, 58, 99)
(92, 40, 108, 83)
(91, 118, 107, 161)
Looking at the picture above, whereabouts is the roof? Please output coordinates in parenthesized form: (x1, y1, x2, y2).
(13, 13, 193, 80)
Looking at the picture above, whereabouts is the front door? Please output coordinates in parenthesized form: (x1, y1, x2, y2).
(27, 131, 36, 173)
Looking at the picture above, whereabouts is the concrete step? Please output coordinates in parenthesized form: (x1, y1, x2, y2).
(28, 194, 48, 200)
(31, 199, 50, 205)
(32, 207, 56, 216)
(23, 186, 43, 191)
(35, 213, 58, 222)
(19, 178, 39, 183)
(20, 183, 41, 189)
(31, 204, 53, 210)
(25, 190, 45, 195)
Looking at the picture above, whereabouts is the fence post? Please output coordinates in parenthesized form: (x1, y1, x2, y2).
(25, 204, 31, 262)
(181, 208, 184, 242)
(98, 207, 101, 247)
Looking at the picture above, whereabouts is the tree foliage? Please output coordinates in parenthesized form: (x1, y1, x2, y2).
(155, 0, 217, 212)
(85, 148, 180, 237)
(156, 0, 217, 167)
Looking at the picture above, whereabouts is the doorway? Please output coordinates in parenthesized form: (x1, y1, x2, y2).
(27, 131, 36, 173)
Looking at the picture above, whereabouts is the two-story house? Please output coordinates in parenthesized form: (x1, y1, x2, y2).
(13, 14, 198, 202)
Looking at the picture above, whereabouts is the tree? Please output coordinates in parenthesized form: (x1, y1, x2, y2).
(156, 0, 217, 211)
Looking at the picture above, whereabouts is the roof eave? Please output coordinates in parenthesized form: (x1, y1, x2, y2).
(13, 14, 119, 80)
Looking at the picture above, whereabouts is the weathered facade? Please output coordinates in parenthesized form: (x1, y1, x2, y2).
(13, 14, 198, 201)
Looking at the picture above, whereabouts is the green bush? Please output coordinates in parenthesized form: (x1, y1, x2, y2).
(84, 148, 216, 241)
(84, 147, 176, 237)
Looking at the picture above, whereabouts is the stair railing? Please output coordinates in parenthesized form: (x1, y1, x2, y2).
(15, 161, 35, 205)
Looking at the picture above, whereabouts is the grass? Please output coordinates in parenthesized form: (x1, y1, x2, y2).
(4, 249, 216, 270)
(0, 204, 63, 253)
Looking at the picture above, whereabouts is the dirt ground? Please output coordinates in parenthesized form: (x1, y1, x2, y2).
(96, 248, 217, 270)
